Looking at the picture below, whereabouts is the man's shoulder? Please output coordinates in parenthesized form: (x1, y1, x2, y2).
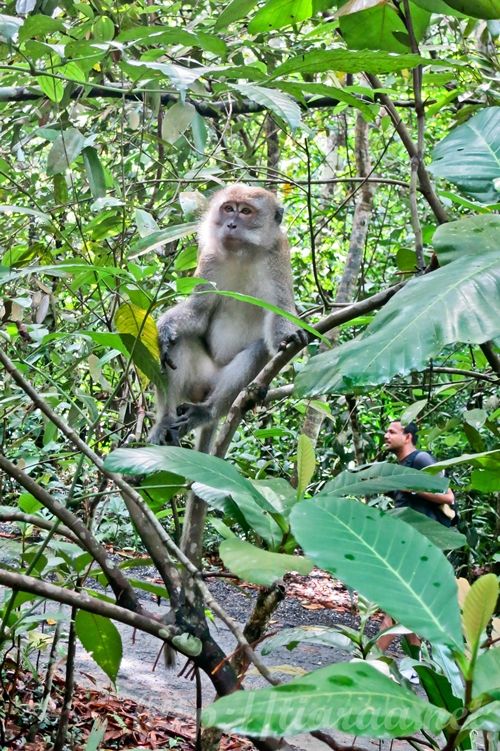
(412, 450, 436, 468)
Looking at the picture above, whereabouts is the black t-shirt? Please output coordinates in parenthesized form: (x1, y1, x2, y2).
(394, 450, 452, 526)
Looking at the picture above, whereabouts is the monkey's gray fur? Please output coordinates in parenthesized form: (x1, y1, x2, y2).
(149, 184, 306, 447)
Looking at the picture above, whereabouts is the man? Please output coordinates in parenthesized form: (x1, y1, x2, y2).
(384, 420, 455, 524)
(377, 420, 455, 654)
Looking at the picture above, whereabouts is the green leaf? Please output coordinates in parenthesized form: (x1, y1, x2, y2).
(322, 462, 447, 496)
(82, 147, 106, 199)
(129, 222, 198, 258)
(249, 0, 314, 33)
(429, 449, 500, 473)
(461, 701, 500, 733)
(38, 74, 65, 104)
(338, 2, 430, 53)
(84, 719, 107, 751)
(230, 83, 301, 130)
(433, 215, 500, 266)
(429, 108, 500, 204)
(135, 209, 160, 237)
(296, 434, 316, 498)
(202, 661, 452, 737)
(470, 469, 498, 492)
(19, 15, 64, 41)
(414, 664, 464, 715)
(75, 610, 122, 684)
(103, 447, 282, 546)
(161, 101, 196, 144)
(220, 538, 312, 585)
(214, 0, 259, 29)
(47, 128, 86, 175)
(472, 647, 500, 700)
(272, 50, 427, 78)
(261, 625, 353, 655)
(441, 0, 500, 19)
(290, 496, 463, 648)
(389, 508, 467, 551)
(462, 574, 498, 656)
(0, 14, 23, 43)
(295, 247, 500, 396)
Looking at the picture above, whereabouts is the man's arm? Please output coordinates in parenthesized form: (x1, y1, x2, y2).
(413, 451, 455, 506)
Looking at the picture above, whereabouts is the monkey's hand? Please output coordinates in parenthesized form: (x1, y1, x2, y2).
(278, 328, 309, 351)
(158, 324, 178, 371)
(173, 402, 213, 435)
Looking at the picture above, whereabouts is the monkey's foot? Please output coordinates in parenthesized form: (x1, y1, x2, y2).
(148, 422, 181, 446)
(279, 328, 309, 350)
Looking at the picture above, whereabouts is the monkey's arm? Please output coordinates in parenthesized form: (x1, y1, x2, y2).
(157, 290, 217, 371)
(271, 267, 308, 351)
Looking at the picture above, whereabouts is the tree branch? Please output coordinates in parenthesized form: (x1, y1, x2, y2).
(0, 452, 139, 612)
(0, 509, 79, 544)
(0, 568, 179, 643)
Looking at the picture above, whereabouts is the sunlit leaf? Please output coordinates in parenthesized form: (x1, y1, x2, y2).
(231, 83, 301, 130)
(249, 0, 314, 33)
(219, 538, 312, 585)
(462, 574, 498, 656)
(47, 128, 86, 175)
(273, 49, 427, 78)
(296, 434, 316, 498)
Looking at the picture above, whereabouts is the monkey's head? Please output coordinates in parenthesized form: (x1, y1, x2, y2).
(201, 184, 285, 254)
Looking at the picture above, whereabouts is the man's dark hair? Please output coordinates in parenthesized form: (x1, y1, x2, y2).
(403, 421, 418, 445)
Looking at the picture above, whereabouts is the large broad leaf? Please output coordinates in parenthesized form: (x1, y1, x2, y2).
(429, 108, 500, 204)
(75, 611, 122, 684)
(433, 215, 500, 266)
(472, 647, 500, 700)
(219, 538, 312, 586)
(441, 0, 500, 19)
(290, 496, 463, 648)
(272, 50, 427, 78)
(295, 241, 500, 396)
(428, 449, 500, 473)
(249, 0, 314, 32)
(261, 626, 353, 655)
(103, 447, 282, 546)
(338, 2, 430, 54)
(460, 702, 500, 733)
(389, 508, 467, 551)
(202, 661, 452, 738)
(214, 0, 259, 29)
(322, 462, 447, 496)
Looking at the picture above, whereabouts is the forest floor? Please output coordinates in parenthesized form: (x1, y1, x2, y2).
(1, 534, 417, 751)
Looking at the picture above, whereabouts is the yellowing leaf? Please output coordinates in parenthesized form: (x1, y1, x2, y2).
(114, 303, 161, 385)
(457, 577, 471, 609)
(296, 433, 316, 498)
(115, 303, 159, 361)
(462, 573, 499, 655)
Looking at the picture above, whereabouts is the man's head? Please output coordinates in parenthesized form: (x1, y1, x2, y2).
(384, 421, 418, 458)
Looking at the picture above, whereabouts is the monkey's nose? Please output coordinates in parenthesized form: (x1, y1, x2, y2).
(227, 222, 237, 230)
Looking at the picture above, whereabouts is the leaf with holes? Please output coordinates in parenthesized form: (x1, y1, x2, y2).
(290, 496, 463, 648)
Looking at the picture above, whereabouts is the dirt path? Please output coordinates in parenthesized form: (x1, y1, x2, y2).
(72, 573, 411, 751)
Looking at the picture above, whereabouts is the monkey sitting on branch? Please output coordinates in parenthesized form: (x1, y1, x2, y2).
(149, 184, 307, 449)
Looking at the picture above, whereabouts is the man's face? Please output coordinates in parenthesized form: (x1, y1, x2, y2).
(384, 421, 409, 452)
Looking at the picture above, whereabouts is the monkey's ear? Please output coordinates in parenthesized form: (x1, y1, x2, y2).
(274, 206, 284, 224)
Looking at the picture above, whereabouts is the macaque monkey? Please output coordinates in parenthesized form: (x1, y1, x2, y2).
(149, 184, 307, 448)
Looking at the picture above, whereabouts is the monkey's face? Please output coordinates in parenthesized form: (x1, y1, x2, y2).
(213, 189, 281, 251)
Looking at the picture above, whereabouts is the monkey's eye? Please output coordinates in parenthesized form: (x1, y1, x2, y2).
(240, 207, 252, 215)
(223, 204, 234, 213)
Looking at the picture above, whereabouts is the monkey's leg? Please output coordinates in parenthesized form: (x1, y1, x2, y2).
(149, 338, 216, 445)
(172, 338, 270, 435)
